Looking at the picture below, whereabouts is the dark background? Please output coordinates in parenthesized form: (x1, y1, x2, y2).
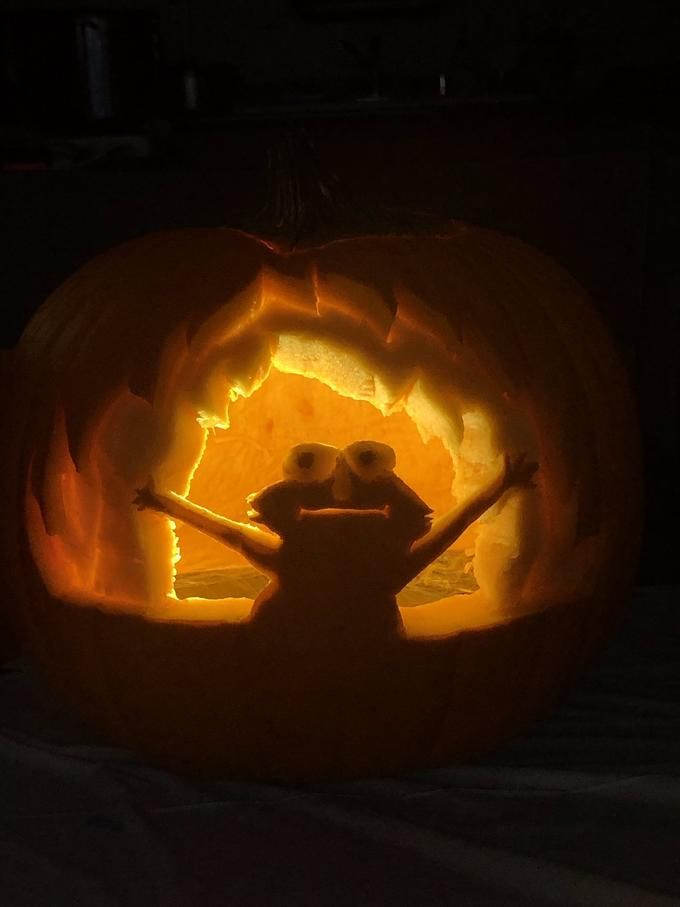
(1, 0, 678, 584)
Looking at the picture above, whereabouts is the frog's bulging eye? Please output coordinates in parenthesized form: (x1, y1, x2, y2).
(344, 441, 396, 480)
(283, 443, 340, 483)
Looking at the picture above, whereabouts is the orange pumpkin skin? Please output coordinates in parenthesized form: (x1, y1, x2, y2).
(1, 224, 642, 779)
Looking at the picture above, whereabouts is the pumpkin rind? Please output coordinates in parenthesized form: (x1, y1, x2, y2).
(0, 225, 642, 779)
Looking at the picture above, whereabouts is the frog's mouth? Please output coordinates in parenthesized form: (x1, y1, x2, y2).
(245, 441, 437, 546)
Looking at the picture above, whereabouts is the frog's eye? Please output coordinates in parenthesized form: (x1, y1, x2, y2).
(282, 443, 340, 483)
(343, 441, 396, 480)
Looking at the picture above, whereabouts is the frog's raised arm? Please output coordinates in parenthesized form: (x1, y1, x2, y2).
(398, 453, 537, 589)
(134, 481, 281, 574)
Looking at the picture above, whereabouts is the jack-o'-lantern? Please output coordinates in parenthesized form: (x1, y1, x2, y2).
(1, 218, 641, 779)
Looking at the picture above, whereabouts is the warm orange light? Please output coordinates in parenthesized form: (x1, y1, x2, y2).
(26, 275, 541, 634)
(8, 225, 641, 780)
(174, 366, 476, 605)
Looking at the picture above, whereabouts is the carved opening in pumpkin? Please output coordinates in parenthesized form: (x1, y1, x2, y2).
(172, 341, 487, 607)
(26, 268, 541, 636)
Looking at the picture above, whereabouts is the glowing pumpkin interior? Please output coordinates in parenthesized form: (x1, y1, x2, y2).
(4, 226, 641, 780)
(24, 238, 608, 640)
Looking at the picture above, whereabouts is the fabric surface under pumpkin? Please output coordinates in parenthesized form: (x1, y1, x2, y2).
(0, 584, 677, 907)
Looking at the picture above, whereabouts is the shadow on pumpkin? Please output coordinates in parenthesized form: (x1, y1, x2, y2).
(134, 440, 537, 767)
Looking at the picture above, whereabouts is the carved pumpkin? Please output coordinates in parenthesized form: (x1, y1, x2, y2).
(1, 223, 641, 778)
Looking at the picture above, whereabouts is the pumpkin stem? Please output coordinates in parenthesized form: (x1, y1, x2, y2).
(249, 129, 353, 248)
(249, 129, 454, 248)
